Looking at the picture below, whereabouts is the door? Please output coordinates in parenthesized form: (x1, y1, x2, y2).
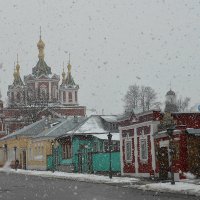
(77, 148, 93, 173)
(22, 150, 26, 170)
(158, 147, 169, 180)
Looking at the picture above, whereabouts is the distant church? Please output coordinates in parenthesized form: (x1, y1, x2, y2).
(0, 31, 86, 134)
(164, 89, 178, 112)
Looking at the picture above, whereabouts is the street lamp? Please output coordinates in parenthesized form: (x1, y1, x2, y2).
(167, 126, 175, 185)
(4, 144, 7, 161)
(13, 146, 17, 170)
(107, 132, 112, 179)
(51, 140, 55, 173)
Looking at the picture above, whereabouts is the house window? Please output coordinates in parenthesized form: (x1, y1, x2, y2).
(68, 92, 72, 102)
(125, 140, 132, 162)
(62, 144, 71, 159)
(29, 148, 32, 160)
(140, 138, 148, 161)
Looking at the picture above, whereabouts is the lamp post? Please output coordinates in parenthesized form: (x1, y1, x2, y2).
(51, 140, 55, 173)
(107, 132, 112, 179)
(13, 146, 17, 170)
(4, 144, 7, 161)
(167, 126, 175, 185)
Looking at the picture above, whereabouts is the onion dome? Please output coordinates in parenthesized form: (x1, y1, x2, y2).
(37, 27, 45, 59)
(62, 63, 66, 83)
(67, 63, 72, 73)
(166, 89, 175, 96)
(37, 38, 45, 49)
(16, 54, 20, 75)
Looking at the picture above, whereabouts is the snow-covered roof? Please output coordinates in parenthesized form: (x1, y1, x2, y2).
(69, 115, 106, 134)
(92, 133, 119, 141)
(0, 118, 46, 141)
(68, 115, 119, 135)
(100, 115, 118, 123)
(186, 128, 200, 136)
(0, 116, 86, 141)
(34, 116, 86, 139)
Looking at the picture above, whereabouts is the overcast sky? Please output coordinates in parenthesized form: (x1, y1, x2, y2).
(0, 0, 200, 114)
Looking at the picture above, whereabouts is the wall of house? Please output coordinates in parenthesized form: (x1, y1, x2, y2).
(0, 137, 28, 168)
(27, 140, 52, 170)
(187, 135, 200, 177)
(120, 111, 160, 177)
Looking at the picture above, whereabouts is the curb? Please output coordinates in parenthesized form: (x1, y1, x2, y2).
(123, 183, 200, 197)
(0, 169, 139, 186)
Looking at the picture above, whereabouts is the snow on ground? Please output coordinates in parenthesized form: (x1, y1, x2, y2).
(0, 167, 138, 184)
(137, 182, 200, 196)
(1, 167, 200, 196)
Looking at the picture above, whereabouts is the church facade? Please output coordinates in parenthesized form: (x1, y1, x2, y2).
(0, 33, 86, 134)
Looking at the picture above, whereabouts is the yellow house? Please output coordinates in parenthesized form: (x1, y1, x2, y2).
(0, 118, 47, 168)
(0, 116, 85, 170)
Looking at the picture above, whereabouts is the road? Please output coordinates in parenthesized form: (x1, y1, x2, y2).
(0, 172, 198, 200)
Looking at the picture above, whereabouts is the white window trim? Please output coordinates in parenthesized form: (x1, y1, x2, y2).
(125, 136, 132, 163)
(140, 134, 148, 163)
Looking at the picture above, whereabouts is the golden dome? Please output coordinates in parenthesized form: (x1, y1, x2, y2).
(13, 70, 18, 79)
(16, 63, 20, 72)
(67, 63, 71, 73)
(37, 39, 45, 49)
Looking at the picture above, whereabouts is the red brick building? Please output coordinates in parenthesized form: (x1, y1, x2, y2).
(119, 110, 161, 177)
(119, 110, 200, 180)
(154, 112, 200, 180)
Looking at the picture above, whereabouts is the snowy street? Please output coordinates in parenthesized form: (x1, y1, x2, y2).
(0, 171, 199, 200)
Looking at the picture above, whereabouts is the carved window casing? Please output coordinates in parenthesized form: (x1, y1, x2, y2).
(125, 133, 132, 162)
(140, 131, 148, 162)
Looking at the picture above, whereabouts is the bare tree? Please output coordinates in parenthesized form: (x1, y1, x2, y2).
(124, 84, 140, 112)
(124, 84, 157, 113)
(144, 86, 157, 111)
(176, 97, 190, 112)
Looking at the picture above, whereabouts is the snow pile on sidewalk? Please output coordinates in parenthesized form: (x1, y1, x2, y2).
(138, 182, 200, 196)
(0, 168, 139, 184)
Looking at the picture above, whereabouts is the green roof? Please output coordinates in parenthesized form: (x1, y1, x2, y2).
(32, 58, 52, 77)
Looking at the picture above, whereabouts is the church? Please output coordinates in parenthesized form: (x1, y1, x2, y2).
(0, 32, 86, 134)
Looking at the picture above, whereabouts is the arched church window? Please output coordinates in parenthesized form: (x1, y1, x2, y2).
(16, 92, 21, 102)
(75, 91, 77, 102)
(69, 92, 72, 102)
(52, 85, 57, 99)
(11, 92, 14, 102)
(40, 85, 47, 100)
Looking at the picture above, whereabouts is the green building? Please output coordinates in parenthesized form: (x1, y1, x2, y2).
(51, 115, 121, 174)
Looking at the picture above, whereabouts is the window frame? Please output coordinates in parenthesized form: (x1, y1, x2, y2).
(62, 143, 72, 159)
(140, 134, 148, 162)
(125, 139, 132, 163)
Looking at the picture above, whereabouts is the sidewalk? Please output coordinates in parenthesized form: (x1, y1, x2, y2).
(0, 167, 139, 185)
(124, 178, 200, 197)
